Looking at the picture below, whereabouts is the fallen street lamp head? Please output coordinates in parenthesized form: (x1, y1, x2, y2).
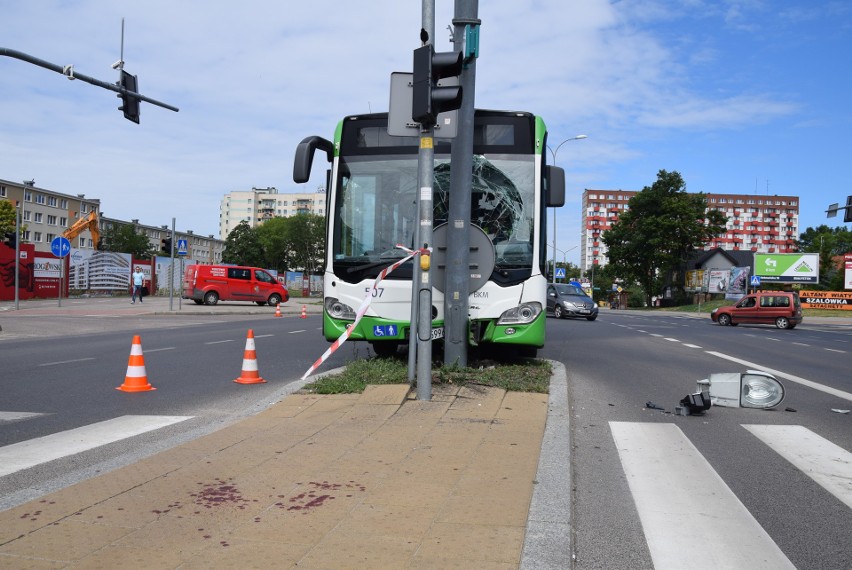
(696, 370, 785, 409)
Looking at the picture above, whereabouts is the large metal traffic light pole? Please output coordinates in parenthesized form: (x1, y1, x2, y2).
(412, 0, 437, 401)
(444, 0, 479, 368)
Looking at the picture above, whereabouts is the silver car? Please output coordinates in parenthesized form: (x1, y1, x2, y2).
(546, 284, 598, 321)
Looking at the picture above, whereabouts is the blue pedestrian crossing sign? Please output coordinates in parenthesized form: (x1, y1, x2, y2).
(50, 236, 71, 258)
(750, 275, 761, 287)
(555, 268, 566, 279)
(177, 239, 188, 256)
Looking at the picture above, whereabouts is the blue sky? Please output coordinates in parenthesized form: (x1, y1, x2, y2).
(1, 1, 850, 264)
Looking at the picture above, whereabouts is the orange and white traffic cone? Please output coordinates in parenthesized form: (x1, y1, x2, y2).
(274, 303, 283, 317)
(234, 329, 266, 384)
(117, 335, 155, 392)
(300, 305, 307, 319)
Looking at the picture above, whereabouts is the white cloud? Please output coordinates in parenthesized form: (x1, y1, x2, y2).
(0, 0, 839, 251)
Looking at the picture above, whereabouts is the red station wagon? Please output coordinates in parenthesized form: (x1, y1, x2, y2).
(711, 291, 803, 330)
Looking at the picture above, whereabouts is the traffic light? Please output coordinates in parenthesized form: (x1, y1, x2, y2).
(118, 69, 140, 124)
(411, 45, 463, 126)
(845, 196, 852, 223)
(4, 231, 16, 247)
(162, 237, 172, 254)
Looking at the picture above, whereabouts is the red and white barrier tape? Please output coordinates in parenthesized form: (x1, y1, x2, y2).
(301, 245, 428, 380)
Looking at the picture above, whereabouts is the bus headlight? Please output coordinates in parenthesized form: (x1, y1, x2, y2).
(497, 302, 542, 325)
(325, 297, 356, 321)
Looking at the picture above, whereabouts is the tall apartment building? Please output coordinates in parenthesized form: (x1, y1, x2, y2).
(219, 186, 326, 239)
(580, 190, 800, 272)
(1, 179, 101, 252)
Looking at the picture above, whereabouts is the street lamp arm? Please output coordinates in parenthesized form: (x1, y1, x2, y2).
(547, 135, 588, 164)
(546, 135, 587, 283)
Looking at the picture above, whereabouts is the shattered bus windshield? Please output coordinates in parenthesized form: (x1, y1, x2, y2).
(333, 153, 535, 281)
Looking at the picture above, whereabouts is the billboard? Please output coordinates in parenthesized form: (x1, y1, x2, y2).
(726, 266, 750, 300)
(845, 254, 852, 290)
(800, 290, 852, 311)
(754, 253, 819, 284)
(685, 269, 704, 292)
(707, 269, 729, 293)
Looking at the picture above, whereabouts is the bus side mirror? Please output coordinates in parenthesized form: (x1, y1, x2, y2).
(545, 166, 565, 207)
(294, 136, 335, 183)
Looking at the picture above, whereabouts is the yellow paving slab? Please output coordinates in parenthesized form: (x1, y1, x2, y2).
(0, 378, 549, 569)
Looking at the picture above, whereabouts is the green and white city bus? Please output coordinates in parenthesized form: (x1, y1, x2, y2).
(293, 109, 565, 357)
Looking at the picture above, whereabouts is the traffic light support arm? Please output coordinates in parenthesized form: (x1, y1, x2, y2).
(1, 47, 179, 113)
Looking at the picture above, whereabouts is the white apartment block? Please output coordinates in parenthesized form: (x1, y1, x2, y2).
(1, 178, 223, 262)
(101, 217, 225, 265)
(581, 189, 800, 272)
(1, 179, 101, 252)
(219, 186, 326, 239)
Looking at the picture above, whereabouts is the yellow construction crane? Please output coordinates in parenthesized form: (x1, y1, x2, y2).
(62, 210, 100, 248)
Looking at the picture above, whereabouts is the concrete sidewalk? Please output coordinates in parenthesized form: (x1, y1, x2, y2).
(0, 369, 570, 569)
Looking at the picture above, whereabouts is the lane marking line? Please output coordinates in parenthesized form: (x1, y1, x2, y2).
(705, 351, 852, 402)
(205, 340, 235, 345)
(38, 357, 96, 367)
(610, 422, 794, 570)
(0, 412, 45, 422)
(0, 415, 193, 477)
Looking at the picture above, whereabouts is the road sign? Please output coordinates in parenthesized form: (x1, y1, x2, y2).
(373, 324, 398, 337)
(555, 268, 566, 279)
(750, 275, 761, 287)
(177, 239, 188, 256)
(50, 236, 71, 258)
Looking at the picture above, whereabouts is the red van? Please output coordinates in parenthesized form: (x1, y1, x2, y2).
(710, 291, 802, 329)
(182, 265, 289, 306)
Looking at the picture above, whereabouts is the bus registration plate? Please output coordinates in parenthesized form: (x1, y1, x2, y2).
(431, 327, 444, 340)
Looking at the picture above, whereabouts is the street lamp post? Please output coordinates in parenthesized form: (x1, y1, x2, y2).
(551, 245, 578, 282)
(547, 135, 587, 283)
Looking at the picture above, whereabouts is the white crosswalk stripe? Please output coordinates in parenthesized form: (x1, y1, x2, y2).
(0, 415, 193, 477)
(743, 424, 852, 509)
(611, 421, 797, 569)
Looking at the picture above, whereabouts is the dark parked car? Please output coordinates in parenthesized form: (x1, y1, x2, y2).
(546, 284, 598, 321)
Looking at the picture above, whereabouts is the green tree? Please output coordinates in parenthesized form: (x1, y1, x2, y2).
(797, 224, 852, 290)
(256, 217, 290, 271)
(222, 221, 265, 267)
(0, 200, 17, 238)
(256, 214, 325, 273)
(99, 223, 155, 259)
(602, 170, 727, 307)
(286, 213, 325, 273)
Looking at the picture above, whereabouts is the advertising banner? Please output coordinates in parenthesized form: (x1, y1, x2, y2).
(726, 266, 750, 300)
(0, 243, 36, 301)
(754, 253, 819, 284)
(685, 270, 704, 292)
(155, 256, 198, 293)
(69, 250, 133, 291)
(33, 257, 61, 279)
(845, 254, 852, 290)
(800, 290, 852, 311)
(707, 269, 730, 294)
